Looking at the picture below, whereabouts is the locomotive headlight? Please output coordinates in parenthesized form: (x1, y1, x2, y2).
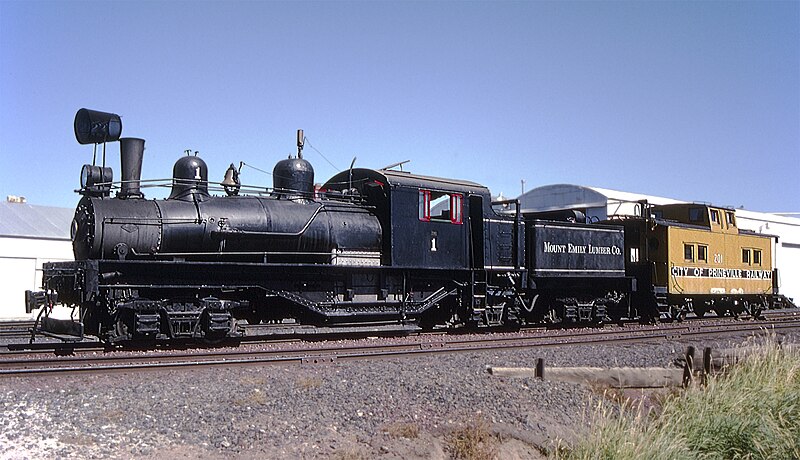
(80, 164, 92, 189)
(79, 164, 113, 196)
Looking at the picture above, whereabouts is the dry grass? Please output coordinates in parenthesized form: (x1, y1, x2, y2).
(233, 388, 267, 407)
(91, 408, 126, 424)
(557, 337, 800, 460)
(445, 417, 499, 460)
(383, 422, 420, 439)
(296, 376, 323, 390)
(238, 376, 267, 386)
(588, 384, 681, 420)
(332, 449, 368, 460)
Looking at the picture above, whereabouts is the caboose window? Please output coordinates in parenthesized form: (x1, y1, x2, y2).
(742, 248, 751, 264)
(698, 245, 708, 262)
(684, 244, 694, 262)
(711, 210, 720, 224)
(753, 249, 762, 265)
(726, 212, 736, 226)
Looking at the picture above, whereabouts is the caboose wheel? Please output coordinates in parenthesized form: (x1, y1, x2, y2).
(743, 301, 763, 319)
(667, 306, 685, 322)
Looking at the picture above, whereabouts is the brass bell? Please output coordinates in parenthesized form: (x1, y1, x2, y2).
(222, 163, 240, 196)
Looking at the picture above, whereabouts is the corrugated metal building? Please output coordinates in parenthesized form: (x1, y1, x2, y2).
(0, 200, 74, 319)
(518, 184, 800, 303)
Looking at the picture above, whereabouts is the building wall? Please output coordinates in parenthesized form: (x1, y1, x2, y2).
(736, 211, 800, 303)
(0, 236, 73, 319)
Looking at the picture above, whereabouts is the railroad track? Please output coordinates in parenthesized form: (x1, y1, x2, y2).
(1, 316, 798, 377)
(1, 306, 796, 356)
(0, 320, 35, 339)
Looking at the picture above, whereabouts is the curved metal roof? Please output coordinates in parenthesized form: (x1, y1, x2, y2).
(518, 184, 682, 213)
(0, 201, 74, 240)
(323, 167, 489, 195)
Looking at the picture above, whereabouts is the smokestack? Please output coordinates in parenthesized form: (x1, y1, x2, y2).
(119, 137, 145, 199)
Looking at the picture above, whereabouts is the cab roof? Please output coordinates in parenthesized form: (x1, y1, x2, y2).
(322, 167, 489, 195)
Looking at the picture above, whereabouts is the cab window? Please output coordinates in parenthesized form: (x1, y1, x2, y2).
(419, 190, 463, 224)
(742, 248, 751, 264)
(419, 190, 431, 221)
(753, 249, 762, 266)
(449, 194, 463, 224)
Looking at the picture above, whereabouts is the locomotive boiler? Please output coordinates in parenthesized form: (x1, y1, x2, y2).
(27, 109, 636, 343)
(73, 134, 381, 264)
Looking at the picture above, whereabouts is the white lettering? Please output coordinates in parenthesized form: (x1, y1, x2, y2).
(672, 266, 772, 280)
(543, 241, 567, 253)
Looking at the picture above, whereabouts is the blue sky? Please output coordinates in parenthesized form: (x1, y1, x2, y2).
(1, 0, 798, 212)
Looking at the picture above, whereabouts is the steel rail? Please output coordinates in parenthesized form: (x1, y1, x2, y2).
(0, 320, 35, 339)
(1, 308, 796, 356)
(1, 318, 798, 377)
(0, 318, 749, 363)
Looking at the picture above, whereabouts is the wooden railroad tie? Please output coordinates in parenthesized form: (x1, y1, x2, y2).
(487, 344, 797, 389)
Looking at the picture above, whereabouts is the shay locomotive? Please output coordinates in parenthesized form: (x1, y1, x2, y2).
(26, 109, 636, 342)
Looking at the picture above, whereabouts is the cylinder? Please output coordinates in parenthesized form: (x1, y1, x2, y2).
(119, 138, 145, 199)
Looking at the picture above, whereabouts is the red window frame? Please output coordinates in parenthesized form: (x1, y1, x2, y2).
(419, 190, 431, 221)
(450, 193, 463, 224)
(419, 189, 463, 224)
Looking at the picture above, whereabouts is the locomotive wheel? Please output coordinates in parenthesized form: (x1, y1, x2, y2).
(243, 312, 261, 325)
(111, 315, 131, 342)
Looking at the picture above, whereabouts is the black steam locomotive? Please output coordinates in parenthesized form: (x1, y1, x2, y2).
(27, 109, 637, 342)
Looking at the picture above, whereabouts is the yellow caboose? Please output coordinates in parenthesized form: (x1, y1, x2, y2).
(609, 203, 775, 320)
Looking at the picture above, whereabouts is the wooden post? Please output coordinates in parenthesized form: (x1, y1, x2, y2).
(683, 346, 695, 387)
(702, 347, 712, 386)
(535, 358, 545, 380)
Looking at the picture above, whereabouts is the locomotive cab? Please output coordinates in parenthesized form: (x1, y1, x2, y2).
(322, 168, 501, 270)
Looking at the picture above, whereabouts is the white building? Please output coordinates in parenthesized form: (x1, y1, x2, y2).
(518, 184, 799, 303)
(0, 200, 74, 319)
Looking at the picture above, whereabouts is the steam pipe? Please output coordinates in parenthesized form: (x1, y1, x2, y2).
(119, 137, 145, 199)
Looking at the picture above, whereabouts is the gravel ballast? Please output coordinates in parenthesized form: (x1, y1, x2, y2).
(0, 331, 795, 459)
